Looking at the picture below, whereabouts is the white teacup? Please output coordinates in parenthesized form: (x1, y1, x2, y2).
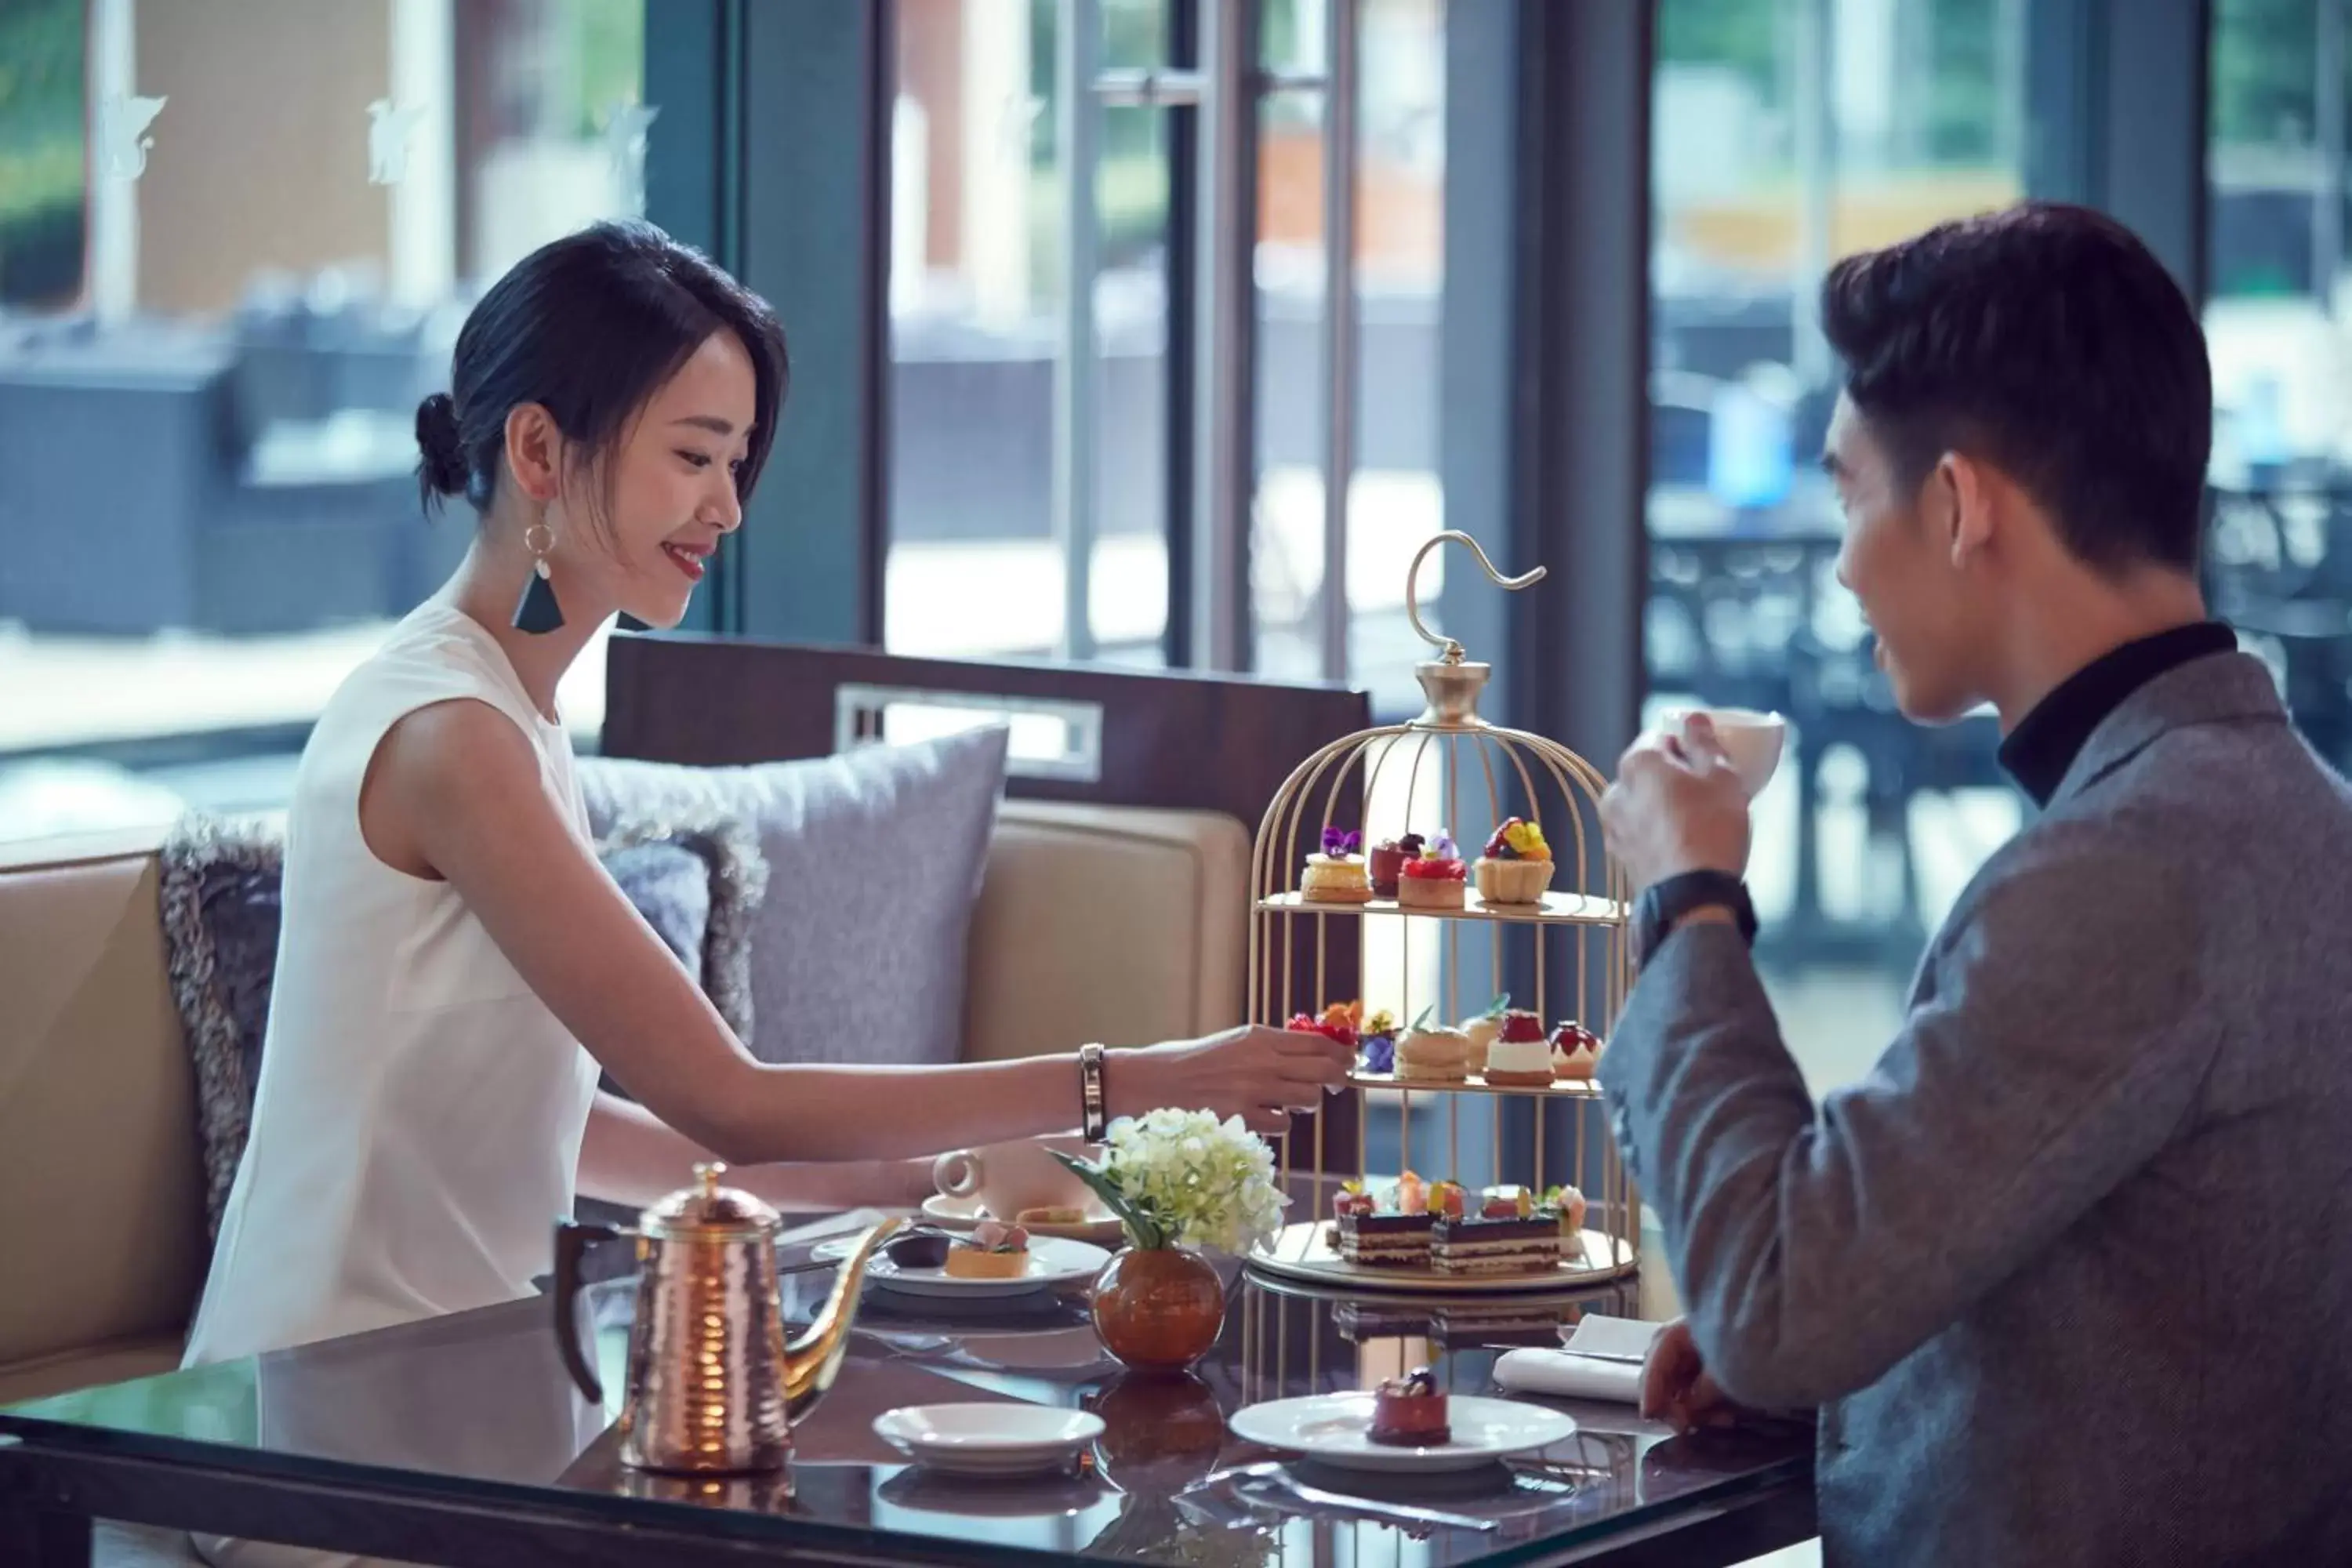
(1670, 706, 1786, 797)
(931, 1135, 1102, 1221)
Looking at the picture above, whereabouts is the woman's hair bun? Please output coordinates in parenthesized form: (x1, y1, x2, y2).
(414, 391, 468, 505)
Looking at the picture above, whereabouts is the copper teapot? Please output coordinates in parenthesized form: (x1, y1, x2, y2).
(554, 1163, 902, 1474)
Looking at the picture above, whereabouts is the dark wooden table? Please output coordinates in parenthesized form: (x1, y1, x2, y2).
(1, 1237, 1813, 1567)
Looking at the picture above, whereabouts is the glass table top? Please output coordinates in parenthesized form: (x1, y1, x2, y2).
(2, 1233, 1809, 1566)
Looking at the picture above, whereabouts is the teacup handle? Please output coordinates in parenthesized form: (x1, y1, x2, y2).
(933, 1149, 982, 1200)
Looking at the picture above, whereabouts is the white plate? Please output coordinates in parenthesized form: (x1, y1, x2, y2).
(1246, 1220, 1635, 1295)
(814, 1233, 1112, 1299)
(920, 1192, 1127, 1247)
(873, 1403, 1105, 1477)
(1229, 1393, 1576, 1474)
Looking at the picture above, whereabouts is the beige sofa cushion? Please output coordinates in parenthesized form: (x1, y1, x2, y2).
(0, 835, 209, 1388)
(0, 800, 1249, 1403)
(963, 802, 1250, 1063)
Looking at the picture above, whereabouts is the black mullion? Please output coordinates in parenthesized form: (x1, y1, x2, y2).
(1163, 0, 1200, 668)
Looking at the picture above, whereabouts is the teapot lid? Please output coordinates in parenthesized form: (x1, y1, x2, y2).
(643, 1162, 781, 1242)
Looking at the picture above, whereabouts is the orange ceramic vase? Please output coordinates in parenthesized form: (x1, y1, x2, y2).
(1089, 1247, 1225, 1371)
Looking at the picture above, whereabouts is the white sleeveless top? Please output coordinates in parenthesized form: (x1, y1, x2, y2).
(183, 600, 603, 1367)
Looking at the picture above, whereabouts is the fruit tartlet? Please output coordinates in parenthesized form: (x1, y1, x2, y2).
(944, 1219, 1030, 1279)
(1473, 816, 1554, 905)
(1396, 833, 1468, 911)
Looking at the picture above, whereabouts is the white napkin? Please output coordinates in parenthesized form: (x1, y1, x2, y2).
(1491, 1316, 1667, 1406)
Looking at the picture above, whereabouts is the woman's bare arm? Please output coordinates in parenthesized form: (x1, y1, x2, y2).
(365, 701, 1350, 1163)
(579, 1091, 935, 1210)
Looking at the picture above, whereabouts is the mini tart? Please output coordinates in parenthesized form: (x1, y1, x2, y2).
(1481, 1036, 1555, 1086)
(1396, 855, 1468, 910)
(1394, 1025, 1473, 1082)
(946, 1221, 1031, 1278)
(1301, 853, 1374, 904)
(1472, 855, 1552, 905)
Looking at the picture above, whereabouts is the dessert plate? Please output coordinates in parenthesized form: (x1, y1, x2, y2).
(814, 1234, 1112, 1300)
(1229, 1393, 1575, 1474)
(872, 1403, 1105, 1477)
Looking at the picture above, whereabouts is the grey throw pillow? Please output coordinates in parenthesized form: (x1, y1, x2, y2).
(159, 809, 767, 1240)
(576, 725, 1010, 1067)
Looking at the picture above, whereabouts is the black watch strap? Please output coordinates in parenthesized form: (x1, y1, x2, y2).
(1634, 870, 1757, 970)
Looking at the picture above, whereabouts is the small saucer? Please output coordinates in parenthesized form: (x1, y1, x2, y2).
(873, 1403, 1106, 1478)
(921, 1192, 1126, 1247)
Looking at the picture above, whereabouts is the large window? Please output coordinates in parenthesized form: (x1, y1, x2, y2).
(884, 0, 1449, 713)
(0, 0, 644, 844)
(1646, 0, 2029, 1088)
(2204, 0, 2352, 774)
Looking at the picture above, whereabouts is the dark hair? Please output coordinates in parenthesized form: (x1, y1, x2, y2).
(1820, 201, 2211, 574)
(414, 220, 789, 525)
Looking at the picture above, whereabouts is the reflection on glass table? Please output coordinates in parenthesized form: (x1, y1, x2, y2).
(1, 1228, 1812, 1567)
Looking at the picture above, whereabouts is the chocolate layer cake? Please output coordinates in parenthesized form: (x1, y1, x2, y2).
(1338, 1210, 1436, 1268)
(1430, 1211, 1563, 1276)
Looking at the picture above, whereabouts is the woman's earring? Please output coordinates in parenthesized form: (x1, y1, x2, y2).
(513, 517, 565, 633)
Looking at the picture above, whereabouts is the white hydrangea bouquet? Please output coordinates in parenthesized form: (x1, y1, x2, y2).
(1053, 1109, 1288, 1254)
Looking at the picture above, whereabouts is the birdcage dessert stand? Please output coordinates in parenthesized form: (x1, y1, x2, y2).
(1244, 532, 1639, 1297)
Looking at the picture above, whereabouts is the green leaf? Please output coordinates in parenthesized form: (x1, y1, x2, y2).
(1408, 1003, 1436, 1033)
(1050, 1149, 1168, 1249)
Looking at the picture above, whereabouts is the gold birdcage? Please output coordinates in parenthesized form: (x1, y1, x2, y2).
(1245, 532, 1639, 1294)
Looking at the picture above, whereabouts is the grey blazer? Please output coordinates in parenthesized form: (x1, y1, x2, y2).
(1600, 652, 2352, 1566)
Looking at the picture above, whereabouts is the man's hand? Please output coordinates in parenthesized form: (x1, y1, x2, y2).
(1640, 1318, 1748, 1433)
(1601, 713, 1751, 893)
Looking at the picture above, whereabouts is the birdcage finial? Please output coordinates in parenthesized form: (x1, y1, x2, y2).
(1405, 532, 1546, 727)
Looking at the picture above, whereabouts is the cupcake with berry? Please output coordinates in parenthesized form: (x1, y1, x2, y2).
(1396, 832, 1468, 911)
(1301, 826, 1373, 905)
(1473, 816, 1553, 906)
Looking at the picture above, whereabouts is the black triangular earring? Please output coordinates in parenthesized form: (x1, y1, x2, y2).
(513, 520, 564, 633)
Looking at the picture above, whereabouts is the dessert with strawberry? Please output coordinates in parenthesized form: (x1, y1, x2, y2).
(1301, 826, 1373, 905)
(1396, 832, 1468, 911)
(1482, 1010, 1555, 1085)
(1367, 832, 1426, 898)
(1369, 1367, 1451, 1446)
(1549, 1019, 1602, 1080)
(1473, 816, 1554, 905)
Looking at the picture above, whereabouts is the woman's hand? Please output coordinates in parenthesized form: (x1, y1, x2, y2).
(1113, 1024, 1354, 1133)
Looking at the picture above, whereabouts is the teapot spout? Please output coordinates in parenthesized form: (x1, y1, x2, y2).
(779, 1218, 904, 1421)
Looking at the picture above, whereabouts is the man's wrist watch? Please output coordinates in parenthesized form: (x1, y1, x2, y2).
(1078, 1043, 1109, 1142)
(1632, 870, 1757, 970)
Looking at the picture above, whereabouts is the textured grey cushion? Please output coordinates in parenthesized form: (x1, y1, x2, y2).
(577, 726, 1010, 1067)
(158, 810, 766, 1240)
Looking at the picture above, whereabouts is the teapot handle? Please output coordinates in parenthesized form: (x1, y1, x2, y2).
(554, 1220, 622, 1406)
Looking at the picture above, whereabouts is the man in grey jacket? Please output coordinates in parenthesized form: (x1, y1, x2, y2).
(1599, 201, 2352, 1566)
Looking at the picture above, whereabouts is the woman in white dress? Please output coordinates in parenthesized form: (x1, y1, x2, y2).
(183, 222, 1350, 1376)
